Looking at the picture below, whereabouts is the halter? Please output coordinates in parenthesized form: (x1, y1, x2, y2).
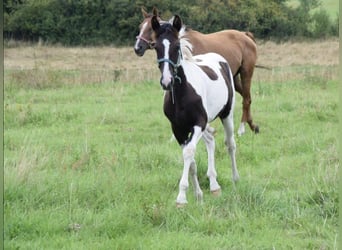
(157, 48, 183, 104)
(136, 36, 155, 49)
(157, 48, 182, 82)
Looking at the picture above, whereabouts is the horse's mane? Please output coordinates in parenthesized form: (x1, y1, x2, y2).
(180, 35, 194, 62)
(168, 17, 194, 62)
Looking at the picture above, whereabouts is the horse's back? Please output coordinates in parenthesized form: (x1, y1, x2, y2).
(183, 53, 234, 122)
(185, 29, 257, 74)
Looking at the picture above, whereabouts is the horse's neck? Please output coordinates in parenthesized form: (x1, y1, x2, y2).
(175, 66, 187, 90)
(172, 66, 188, 98)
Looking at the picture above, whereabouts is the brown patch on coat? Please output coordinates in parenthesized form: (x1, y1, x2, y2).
(198, 65, 218, 80)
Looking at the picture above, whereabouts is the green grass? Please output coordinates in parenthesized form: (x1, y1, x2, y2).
(4, 65, 338, 249)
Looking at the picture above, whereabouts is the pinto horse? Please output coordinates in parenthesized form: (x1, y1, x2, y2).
(151, 14, 239, 206)
(134, 7, 259, 136)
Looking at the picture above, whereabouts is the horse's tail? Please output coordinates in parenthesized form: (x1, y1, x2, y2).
(255, 64, 272, 70)
(244, 32, 271, 70)
(245, 31, 256, 43)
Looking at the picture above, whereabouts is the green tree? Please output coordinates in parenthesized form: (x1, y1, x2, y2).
(3, 0, 338, 46)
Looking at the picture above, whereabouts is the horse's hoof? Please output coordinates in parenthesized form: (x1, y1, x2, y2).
(254, 125, 260, 134)
(176, 202, 187, 208)
(211, 189, 221, 197)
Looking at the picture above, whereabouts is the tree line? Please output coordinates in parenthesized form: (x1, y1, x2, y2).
(4, 0, 339, 46)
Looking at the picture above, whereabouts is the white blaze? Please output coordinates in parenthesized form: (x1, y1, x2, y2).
(134, 22, 148, 50)
(161, 39, 173, 88)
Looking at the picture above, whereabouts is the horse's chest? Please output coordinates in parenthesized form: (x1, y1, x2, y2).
(173, 106, 192, 126)
(164, 92, 207, 129)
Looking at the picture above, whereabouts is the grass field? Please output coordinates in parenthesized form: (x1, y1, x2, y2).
(4, 39, 339, 249)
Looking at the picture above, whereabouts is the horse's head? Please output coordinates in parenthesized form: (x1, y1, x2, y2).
(152, 15, 183, 91)
(134, 7, 161, 56)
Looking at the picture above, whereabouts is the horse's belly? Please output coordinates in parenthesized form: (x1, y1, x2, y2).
(205, 83, 228, 122)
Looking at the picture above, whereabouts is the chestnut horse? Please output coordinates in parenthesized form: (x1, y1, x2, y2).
(151, 14, 239, 206)
(134, 7, 259, 135)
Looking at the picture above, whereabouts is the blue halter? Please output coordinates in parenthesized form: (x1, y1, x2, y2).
(157, 48, 182, 84)
(157, 57, 180, 68)
(157, 47, 182, 66)
(157, 49, 183, 104)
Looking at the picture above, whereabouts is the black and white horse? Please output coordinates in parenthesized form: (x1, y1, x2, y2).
(152, 15, 239, 206)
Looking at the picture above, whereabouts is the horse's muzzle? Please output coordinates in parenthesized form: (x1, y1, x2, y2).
(134, 47, 145, 57)
(160, 76, 173, 91)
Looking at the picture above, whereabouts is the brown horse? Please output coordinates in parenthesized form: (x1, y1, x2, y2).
(134, 7, 259, 135)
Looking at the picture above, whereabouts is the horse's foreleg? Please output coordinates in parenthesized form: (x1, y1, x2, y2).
(176, 126, 203, 207)
(203, 125, 221, 195)
(222, 116, 239, 182)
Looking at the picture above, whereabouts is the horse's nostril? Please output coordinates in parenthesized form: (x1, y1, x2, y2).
(134, 47, 143, 56)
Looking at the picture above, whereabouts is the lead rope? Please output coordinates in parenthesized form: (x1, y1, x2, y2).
(171, 84, 175, 104)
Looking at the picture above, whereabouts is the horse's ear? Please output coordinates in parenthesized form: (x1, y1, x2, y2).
(141, 7, 148, 18)
(152, 7, 159, 16)
(172, 15, 182, 32)
(151, 15, 160, 31)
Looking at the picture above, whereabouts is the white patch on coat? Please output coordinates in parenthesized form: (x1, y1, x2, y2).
(181, 53, 234, 122)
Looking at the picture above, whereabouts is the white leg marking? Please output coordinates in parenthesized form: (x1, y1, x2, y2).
(176, 126, 203, 205)
(238, 122, 246, 136)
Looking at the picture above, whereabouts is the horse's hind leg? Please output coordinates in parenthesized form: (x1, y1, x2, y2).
(189, 161, 203, 202)
(240, 68, 259, 135)
(202, 125, 221, 195)
(234, 75, 243, 96)
(221, 115, 239, 182)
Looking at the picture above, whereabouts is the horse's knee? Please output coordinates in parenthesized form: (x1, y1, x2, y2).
(243, 97, 251, 107)
(225, 137, 236, 152)
(203, 127, 215, 149)
(183, 144, 196, 161)
(189, 162, 197, 176)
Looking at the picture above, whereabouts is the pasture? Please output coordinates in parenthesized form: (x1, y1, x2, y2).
(4, 39, 339, 249)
